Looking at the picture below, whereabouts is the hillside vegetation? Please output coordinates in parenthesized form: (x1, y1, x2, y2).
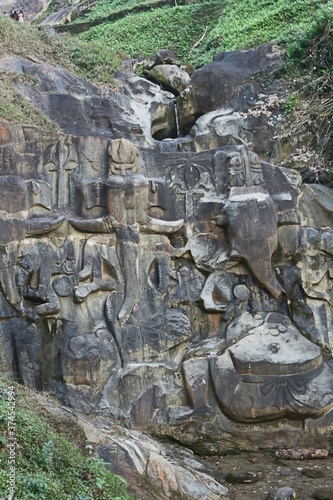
(0, 377, 132, 499)
(72, 0, 333, 66)
(1, 0, 333, 180)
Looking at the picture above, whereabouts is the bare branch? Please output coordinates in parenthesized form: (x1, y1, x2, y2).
(190, 26, 208, 54)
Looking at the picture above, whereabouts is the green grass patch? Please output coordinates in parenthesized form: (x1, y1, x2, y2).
(0, 14, 123, 126)
(0, 71, 58, 131)
(67, 0, 333, 68)
(76, 1, 222, 62)
(0, 378, 132, 499)
(78, 0, 163, 21)
(66, 37, 123, 86)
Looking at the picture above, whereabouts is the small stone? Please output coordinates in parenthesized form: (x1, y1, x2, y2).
(279, 468, 293, 476)
(233, 284, 251, 301)
(312, 488, 333, 500)
(278, 325, 288, 333)
(266, 487, 296, 499)
(225, 470, 262, 484)
(302, 468, 325, 478)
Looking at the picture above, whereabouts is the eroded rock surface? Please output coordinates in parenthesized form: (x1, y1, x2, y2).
(0, 41, 332, 456)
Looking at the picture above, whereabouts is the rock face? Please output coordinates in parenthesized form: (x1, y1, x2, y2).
(0, 120, 332, 455)
(0, 43, 332, 456)
(177, 44, 284, 134)
(4, 0, 52, 21)
(144, 64, 190, 96)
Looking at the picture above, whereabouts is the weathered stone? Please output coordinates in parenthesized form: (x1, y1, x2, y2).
(276, 449, 329, 460)
(312, 488, 333, 500)
(210, 313, 333, 422)
(266, 487, 296, 500)
(177, 44, 284, 134)
(144, 49, 179, 70)
(298, 184, 333, 229)
(144, 64, 190, 96)
(225, 469, 263, 484)
(0, 53, 332, 458)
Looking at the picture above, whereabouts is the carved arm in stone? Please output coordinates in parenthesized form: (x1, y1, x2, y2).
(145, 216, 184, 234)
(26, 216, 65, 237)
(70, 216, 114, 234)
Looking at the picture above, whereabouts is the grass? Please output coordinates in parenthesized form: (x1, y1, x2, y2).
(77, 0, 164, 20)
(70, 0, 333, 67)
(0, 14, 70, 129)
(73, 1, 223, 63)
(0, 71, 58, 131)
(0, 14, 123, 127)
(0, 377, 132, 499)
(66, 37, 123, 86)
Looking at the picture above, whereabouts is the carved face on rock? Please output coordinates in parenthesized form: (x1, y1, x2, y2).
(228, 146, 265, 189)
(108, 138, 140, 175)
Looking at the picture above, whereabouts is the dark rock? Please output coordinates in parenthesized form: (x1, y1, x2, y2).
(144, 64, 190, 96)
(225, 469, 263, 484)
(279, 468, 294, 476)
(266, 487, 296, 499)
(177, 44, 284, 134)
(302, 468, 326, 478)
(312, 489, 333, 500)
(144, 49, 179, 70)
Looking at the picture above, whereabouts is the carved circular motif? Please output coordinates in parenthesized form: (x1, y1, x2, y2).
(233, 284, 251, 301)
(53, 276, 75, 297)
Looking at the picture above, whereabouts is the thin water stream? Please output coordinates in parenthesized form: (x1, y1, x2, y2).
(173, 100, 180, 138)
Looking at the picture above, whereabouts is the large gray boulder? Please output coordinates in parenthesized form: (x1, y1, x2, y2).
(177, 44, 284, 134)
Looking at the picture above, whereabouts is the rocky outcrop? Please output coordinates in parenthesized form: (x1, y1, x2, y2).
(0, 43, 332, 457)
(143, 50, 190, 96)
(36, 393, 231, 499)
(3, 0, 52, 21)
(177, 44, 284, 134)
(144, 65, 190, 96)
(0, 120, 332, 454)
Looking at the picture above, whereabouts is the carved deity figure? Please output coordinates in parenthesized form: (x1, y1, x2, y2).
(0, 210, 64, 319)
(223, 146, 284, 299)
(71, 139, 183, 321)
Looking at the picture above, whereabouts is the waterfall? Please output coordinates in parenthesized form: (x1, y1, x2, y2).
(173, 100, 180, 138)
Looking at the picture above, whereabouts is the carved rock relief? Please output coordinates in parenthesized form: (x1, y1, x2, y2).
(0, 123, 332, 449)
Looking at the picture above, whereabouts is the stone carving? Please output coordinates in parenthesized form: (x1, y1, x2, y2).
(0, 145, 16, 173)
(73, 238, 118, 303)
(0, 124, 331, 453)
(26, 180, 51, 210)
(22, 238, 76, 316)
(222, 145, 284, 299)
(71, 138, 184, 321)
(0, 177, 51, 212)
(210, 311, 333, 422)
(45, 140, 78, 209)
(0, 214, 64, 319)
(83, 181, 106, 210)
(170, 156, 211, 235)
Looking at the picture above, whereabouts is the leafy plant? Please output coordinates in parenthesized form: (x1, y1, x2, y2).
(0, 378, 133, 499)
(282, 92, 300, 118)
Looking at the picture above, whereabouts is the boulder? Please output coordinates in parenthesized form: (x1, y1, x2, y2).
(144, 49, 179, 70)
(177, 44, 284, 134)
(144, 64, 190, 96)
(266, 487, 296, 500)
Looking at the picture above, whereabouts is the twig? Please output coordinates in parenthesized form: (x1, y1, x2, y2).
(190, 26, 208, 54)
